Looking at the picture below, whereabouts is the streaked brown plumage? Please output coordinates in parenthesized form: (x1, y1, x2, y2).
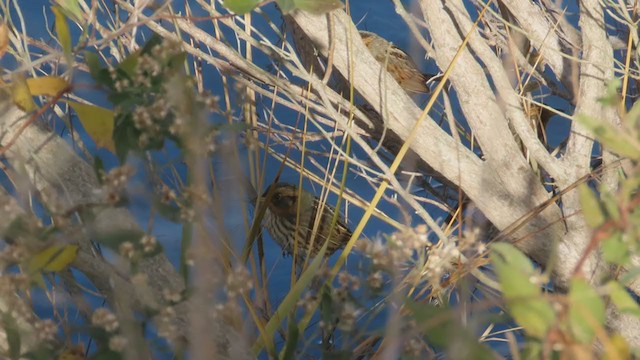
(260, 183, 352, 259)
(359, 30, 431, 94)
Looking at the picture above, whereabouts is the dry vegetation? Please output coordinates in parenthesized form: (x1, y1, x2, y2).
(0, 0, 639, 359)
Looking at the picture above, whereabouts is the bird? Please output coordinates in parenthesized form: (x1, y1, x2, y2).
(259, 182, 352, 260)
(359, 30, 432, 94)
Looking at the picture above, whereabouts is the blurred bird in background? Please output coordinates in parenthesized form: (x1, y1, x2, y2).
(359, 30, 433, 94)
(258, 182, 352, 260)
(283, 15, 433, 95)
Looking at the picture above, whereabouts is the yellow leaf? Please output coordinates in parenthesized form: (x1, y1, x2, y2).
(66, 101, 115, 152)
(52, 6, 72, 57)
(26, 76, 70, 96)
(28, 244, 79, 273)
(11, 74, 37, 112)
(0, 22, 9, 59)
(606, 333, 631, 360)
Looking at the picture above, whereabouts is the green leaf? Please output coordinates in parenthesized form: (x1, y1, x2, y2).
(621, 176, 640, 205)
(139, 34, 164, 55)
(405, 301, 452, 347)
(606, 281, 640, 316)
(111, 35, 162, 79)
(113, 114, 141, 162)
(92, 229, 144, 249)
(491, 242, 537, 274)
(276, 0, 295, 13)
(578, 184, 605, 228)
(291, 0, 343, 14)
(84, 51, 102, 79)
(28, 244, 79, 273)
(251, 249, 326, 355)
(458, 343, 496, 360)
(2, 313, 21, 360)
(575, 114, 640, 159)
(84, 51, 114, 89)
(281, 317, 299, 360)
(52, 6, 72, 58)
(599, 188, 621, 222)
(55, 0, 83, 22)
(223, 0, 259, 14)
(626, 97, 640, 130)
(521, 340, 543, 360)
(602, 231, 630, 265)
(320, 284, 334, 328)
(113, 125, 133, 162)
(568, 278, 605, 343)
(115, 35, 164, 77)
(491, 243, 555, 338)
(405, 300, 495, 359)
(598, 78, 621, 106)
(67, 101, 115, 152)
(619, 267, 640, 286)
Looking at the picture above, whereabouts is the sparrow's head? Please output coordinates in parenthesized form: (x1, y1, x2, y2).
(262, 183, 300, 216)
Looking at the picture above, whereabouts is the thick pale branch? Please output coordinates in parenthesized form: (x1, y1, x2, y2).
(551, 0, 610, 281)
(422, 0, 563, 181)
(292, 9, 565, 257)
(500, 0, 577, 95)
(289, 9, 640, 345)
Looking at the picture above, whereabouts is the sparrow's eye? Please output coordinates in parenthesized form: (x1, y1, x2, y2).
(274, 193, 282, 201)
